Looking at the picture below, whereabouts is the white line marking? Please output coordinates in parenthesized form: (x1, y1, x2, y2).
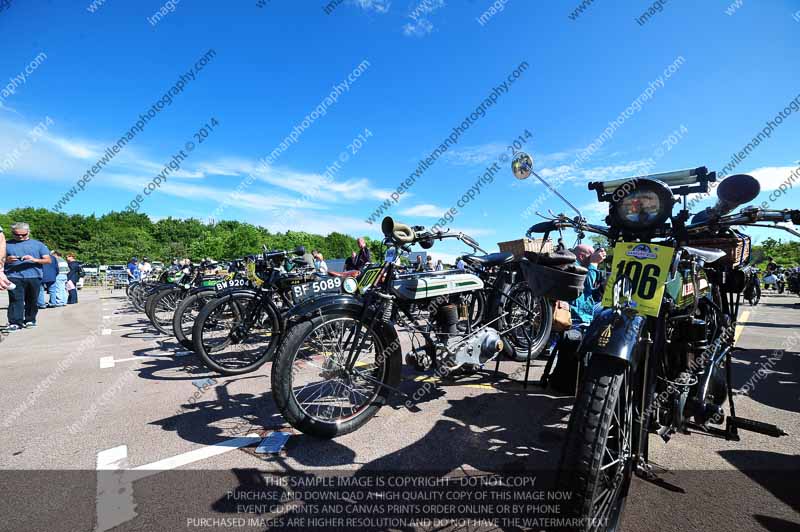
(131, 434, 261, 473)
(95, 445, 136, 532)
(97, 445, 128, 469)
(101, 329, 113, 336)
(93, 432, 262, 531)
(100, 356, 162, 368)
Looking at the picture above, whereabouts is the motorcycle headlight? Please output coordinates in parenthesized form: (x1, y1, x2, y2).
(343, 277, 357, 294)
(609, 178, 674, 232)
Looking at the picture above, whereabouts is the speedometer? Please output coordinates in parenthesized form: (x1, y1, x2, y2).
(609, 179, 674, 232)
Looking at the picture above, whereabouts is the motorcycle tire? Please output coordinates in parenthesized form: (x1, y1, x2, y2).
(558, 356, 633, 531)
(192, 291, 281, 375)
(173, 289, 217, 351)
(271, 308, 401, 438)
(150, 287, 183, 335)
(495, 282, 553, 360)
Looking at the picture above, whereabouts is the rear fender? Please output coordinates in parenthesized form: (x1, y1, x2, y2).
(581, 308, 647, 371)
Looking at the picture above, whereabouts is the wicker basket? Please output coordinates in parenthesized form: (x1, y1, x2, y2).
(498, 238, 553, 259)
(690, 230, 751, 267)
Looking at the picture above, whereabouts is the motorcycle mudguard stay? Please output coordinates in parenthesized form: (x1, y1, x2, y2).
(581, 308, 648, 371)
(285, 293, 403, 388)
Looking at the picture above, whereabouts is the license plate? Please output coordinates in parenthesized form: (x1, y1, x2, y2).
(215, 278, 252, 292)
(292, 277, 342, 303)
(601, 242, 673, 317)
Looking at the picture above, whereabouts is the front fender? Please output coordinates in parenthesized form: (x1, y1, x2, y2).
(284, 293, 365, 322)
(582, 308, 647, 370)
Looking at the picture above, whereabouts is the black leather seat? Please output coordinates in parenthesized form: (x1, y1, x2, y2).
(462, 252, 515, 267)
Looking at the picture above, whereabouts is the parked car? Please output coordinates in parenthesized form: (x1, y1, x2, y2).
(106, 265, 128, 287)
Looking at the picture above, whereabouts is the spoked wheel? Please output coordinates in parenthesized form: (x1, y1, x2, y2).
(501, 283, 553, 360)
(151, 288, 182, 335)
(559, 357, 634, 532)
(173, 289, 216, 351)
(130, 283, 147, 312)
(271, 310, 399, 438)
(192, 291, 281, 375)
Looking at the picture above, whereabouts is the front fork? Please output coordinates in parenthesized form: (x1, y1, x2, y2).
(634, 329, 655, 476)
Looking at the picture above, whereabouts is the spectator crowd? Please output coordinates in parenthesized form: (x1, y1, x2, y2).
(1, 222, 84, 333)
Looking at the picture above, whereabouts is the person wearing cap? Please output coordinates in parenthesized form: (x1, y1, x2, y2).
(127, 257, 140, 282)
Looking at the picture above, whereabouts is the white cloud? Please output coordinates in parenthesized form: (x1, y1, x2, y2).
(403, 0, 445, 37)
(579, 202, 609, 224)
(353, 0, 391, 13)
(403, 19, 434, 36)
(442, 143, 505, 166)
(529, 159, 656, 187)
(399, 203, 446, 217)
(747, 165, 800, 192)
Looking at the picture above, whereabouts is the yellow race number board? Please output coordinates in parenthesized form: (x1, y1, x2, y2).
(601, 242, 673, 317)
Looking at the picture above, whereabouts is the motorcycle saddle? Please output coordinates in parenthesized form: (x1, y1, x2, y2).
(462, 252, 515, 267)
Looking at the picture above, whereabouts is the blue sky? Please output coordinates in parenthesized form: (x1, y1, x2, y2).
(1, 0, 799, 261)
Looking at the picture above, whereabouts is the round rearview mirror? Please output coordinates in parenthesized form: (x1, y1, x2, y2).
(512, 152, 533, 180)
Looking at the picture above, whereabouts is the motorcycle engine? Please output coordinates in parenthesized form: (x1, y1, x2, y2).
(450, 328, 505, 367)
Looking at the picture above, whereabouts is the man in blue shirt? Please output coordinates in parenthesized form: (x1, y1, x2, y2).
(570, 244, 607, 325)
(127, 258, 140, 282)
(4, 223, 51, 330)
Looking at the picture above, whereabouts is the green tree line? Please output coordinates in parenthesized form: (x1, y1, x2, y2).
(0, 208, 384, 265)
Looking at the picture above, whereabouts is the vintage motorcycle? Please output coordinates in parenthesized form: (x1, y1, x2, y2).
(510, 152, 800, 531)
(269, 225, 548, 438)
(190, 246, 345, 375)
(742, 265, 761, 305)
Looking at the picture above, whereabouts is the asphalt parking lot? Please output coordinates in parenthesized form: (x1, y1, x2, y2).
(0, 289, 798, 531)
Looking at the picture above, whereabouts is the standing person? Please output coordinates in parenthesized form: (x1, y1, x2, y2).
(413, 255, 424, 272)
(354, 238, 371, 270)
(301, 249, 316, 270)
(0, 226, 12, 291)
(37, 248, 60, 309)
(425, 256, 435, 272)
(344, 251, 357, 271)
(435, 259, 444, 271)
(763, 256, 779, 290)
(455, 257, 466, 271)
(4, 223, 51, 330)
(127, 257, 140, 283)
(66, 254, 82, 305)
(139, 257, 153, 279)
(313, 251, 329, 274)
(50, 251, 69, 307)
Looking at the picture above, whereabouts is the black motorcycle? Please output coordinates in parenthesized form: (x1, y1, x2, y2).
(511, 152, 799, 531)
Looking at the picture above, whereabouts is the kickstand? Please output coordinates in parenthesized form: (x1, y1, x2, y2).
(539, 344, 557, 388)
(522, 327, 533, 389)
